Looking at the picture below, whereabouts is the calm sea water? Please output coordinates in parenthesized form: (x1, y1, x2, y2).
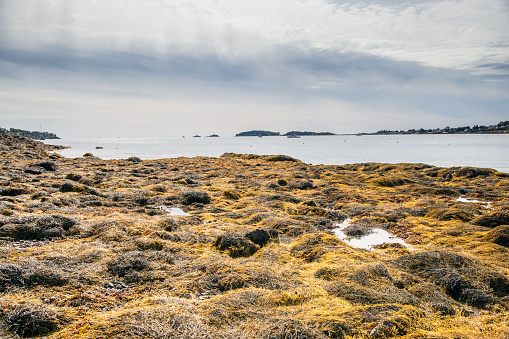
(44, 134, 509, 173)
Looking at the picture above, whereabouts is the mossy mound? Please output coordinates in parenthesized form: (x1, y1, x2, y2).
(471, 210, 509, 228)
(484, 225, 509, 247)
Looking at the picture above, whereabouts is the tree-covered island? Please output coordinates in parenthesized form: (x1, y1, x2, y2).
(236, 130, 335, 136)
(364, 120, 509, 135)
(0, 127, 59, 140)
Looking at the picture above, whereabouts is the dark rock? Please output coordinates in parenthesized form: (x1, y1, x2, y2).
(59, 182, 85, 193)
(25, 166, 45, 175)
(127, 157, 142, 163)
(0, 187, 29, 196)
(263, 155, 299, 162)
(277, 179, 288, 186)
(244, 228, 279, 247)
(65, 173, 82, 181)
(214, 234, 259, 258)
(181, 191, 211, 205)
(5, 305, 59, 337)
(36, 161, 58, 171)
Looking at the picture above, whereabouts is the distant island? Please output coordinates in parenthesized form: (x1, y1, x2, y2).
(284, 131, 335, 136)
(0, 127, 59, 140)
(236, 130, 335, 137)
(236, 130, 280, 137)
(364, 120, 509, 135)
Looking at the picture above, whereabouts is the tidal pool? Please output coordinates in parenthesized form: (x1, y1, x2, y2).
(456, 196, 492, 208)
(333, 218, 412, 250)
(160, 206, 190, 216)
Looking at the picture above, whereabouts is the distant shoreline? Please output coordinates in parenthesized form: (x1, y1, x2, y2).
(361, 120, 509, 135)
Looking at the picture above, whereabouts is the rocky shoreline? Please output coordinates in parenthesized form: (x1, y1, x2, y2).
(0, 135, 508, 338)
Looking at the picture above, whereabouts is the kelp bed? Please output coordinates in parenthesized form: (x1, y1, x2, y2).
(0, 135, 508, 338)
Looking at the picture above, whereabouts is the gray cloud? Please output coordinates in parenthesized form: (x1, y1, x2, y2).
(0, 0, 508, 137)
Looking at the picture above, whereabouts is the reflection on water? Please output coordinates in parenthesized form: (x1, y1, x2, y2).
(333, 218, 412, 250)
(160, 206, 190, 216)
(456, 196, 492, 209)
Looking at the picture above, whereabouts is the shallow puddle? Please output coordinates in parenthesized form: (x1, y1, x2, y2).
(160, 206, 190, 216)
(456, 196, 492, 208)
(333, 218, 412, 250)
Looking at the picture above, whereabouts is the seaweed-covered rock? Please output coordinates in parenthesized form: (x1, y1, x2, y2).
(60, 182, 85, 193)
(222, 190, 240, 200)
(0, 263, 25, 291)
(36, 215, 76, 231)
(408, 283, 456, 315)
(454, 167, 494, 178)
(107, 252, 149, 277)
(214, 234, 259, 258)
(65, 173, 82, 181)
(459, 288, 492, 309)
(36, 161, 58, 171)
(425, 207, 474, 222)
(483, 225, 509, 247)
(181, 191, 211, 205)
(288, 180, 313, 190)
(23, 266, 68, 288)
(0, 214, 76, 240)
(263, 155, 299, 162)
(372, 176, 411, 187)
(4, 305, 59, 337)
(25, 166, 45, 175)
(471, 211, 509, 228)
(244, 229, 278, 247)
(0, 187, 29, 196)
(260, 319, 327, 339)
(431, 268, 471, 299)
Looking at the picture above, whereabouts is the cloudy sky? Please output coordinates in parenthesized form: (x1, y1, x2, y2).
(1, 0, 508, 137)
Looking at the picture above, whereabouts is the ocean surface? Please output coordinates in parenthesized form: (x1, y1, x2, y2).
(44, 134, 509, 173)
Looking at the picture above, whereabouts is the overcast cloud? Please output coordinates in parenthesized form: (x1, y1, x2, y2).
(0, 0, 508, 137)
